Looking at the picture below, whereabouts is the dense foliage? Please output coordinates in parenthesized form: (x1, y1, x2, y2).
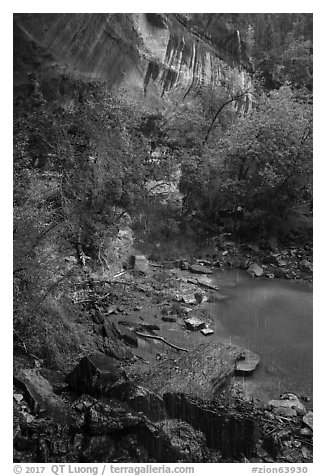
(13, 13, 313, 335)
(179, 87, 312, 237)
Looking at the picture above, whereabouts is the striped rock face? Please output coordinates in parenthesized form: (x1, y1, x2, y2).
(14, 13, 252, 111)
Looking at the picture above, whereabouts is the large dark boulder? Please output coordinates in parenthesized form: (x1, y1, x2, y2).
(84, 400, 143, 435)
(108, 381, 167, 421)
(14, 369, 74, 426)
(139, 342, 243, 399)
(66, 353, 127, 396)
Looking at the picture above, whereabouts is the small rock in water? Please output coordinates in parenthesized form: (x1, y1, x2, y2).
(200, 328, 214, 336)
(235, 350, 260, 374)
(247, 263, 264, 277)
(189, 264, 212, 275)
(185, 317, 206, 331)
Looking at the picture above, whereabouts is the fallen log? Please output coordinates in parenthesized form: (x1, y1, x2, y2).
(138, 342, 242, 400)
(135, 332, 188, 352)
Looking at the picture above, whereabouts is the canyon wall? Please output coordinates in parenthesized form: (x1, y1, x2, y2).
(14, 13, 252, 111)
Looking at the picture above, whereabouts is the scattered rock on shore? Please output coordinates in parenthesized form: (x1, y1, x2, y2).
(185, 317, 206, 331)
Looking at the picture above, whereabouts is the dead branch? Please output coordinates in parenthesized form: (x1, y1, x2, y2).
(135, 332, 188, 352)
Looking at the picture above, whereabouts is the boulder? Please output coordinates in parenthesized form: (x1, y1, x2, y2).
(14, 369, 73, 426)
(268, 394, 306, 415)
(139, 342, 243, 399)
(185, 317, 206, 331)
(273, 407, 297, 417)
(247, 263, 264, 277)
(189, 264, 213, 275)
(66, 353, 126, 395)
(108, 381, 167, 421)
(303, 411, 313, 430)
(132, 255, 150, 274)
(235, 350, 260, 375)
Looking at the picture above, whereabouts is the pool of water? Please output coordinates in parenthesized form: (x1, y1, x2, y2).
(204, 269, 313, 403)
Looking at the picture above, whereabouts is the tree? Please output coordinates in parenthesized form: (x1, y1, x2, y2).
(179, 86, 312, 238)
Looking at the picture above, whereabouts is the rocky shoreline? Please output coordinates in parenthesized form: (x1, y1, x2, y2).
(13, 238, 313, 463)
